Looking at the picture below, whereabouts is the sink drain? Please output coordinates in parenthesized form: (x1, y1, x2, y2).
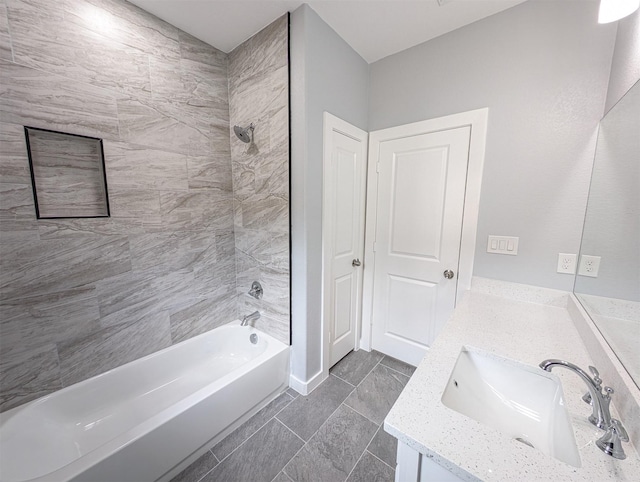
(515, 437, 534, 449)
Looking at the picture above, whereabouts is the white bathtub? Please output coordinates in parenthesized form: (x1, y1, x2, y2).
(0, 321, 289, 482)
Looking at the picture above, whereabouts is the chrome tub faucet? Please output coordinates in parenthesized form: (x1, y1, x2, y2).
(241, 310, 260, 327)
(540, 359, 628, 460)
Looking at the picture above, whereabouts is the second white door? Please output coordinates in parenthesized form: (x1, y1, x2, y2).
(369, 125, 472, 366)
(323, 113, 368, 368)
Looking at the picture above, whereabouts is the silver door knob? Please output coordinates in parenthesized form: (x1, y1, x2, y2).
(443, 269, 454, 279)
(352, 259, 361, 267)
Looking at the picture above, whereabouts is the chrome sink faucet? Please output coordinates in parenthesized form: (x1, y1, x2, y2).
(540, 359, 628, 460)
(241, 310, 260, 326)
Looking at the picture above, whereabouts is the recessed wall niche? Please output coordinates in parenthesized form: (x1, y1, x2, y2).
(24, 127, 110, 218)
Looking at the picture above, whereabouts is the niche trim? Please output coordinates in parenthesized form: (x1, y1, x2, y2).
(24, 126, 111, 219)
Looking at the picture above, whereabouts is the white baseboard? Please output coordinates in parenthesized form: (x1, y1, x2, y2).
(289, 369, 326, 396)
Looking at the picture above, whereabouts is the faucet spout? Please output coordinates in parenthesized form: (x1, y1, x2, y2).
(540, 359, 628, 460)
(539, 359, 611, 429)
(241, 310, 260, 327)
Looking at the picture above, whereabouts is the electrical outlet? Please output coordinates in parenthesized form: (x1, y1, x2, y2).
(557, 253, 577, 274)
(578, 255, 601, 277)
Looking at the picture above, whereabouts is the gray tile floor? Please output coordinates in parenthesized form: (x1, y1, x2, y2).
(171, 350, 415, 482)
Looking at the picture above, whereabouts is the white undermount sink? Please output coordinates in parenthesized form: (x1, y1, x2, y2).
(441, 346, 581, 468)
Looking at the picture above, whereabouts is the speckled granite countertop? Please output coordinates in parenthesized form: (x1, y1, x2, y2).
(384, 288, 640, 481)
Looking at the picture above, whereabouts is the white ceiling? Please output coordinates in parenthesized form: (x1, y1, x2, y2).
(128, 0, 527, 63)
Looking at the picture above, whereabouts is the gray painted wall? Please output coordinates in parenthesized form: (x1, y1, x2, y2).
(228, 15, 290, 344)
(604, 8, 640, 113)
(290, 4, 369, 382)
(369, 0, 617, 291)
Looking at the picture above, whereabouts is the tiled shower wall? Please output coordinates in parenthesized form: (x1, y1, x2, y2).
(0, 0, 289, 412)
(229, 15, 290, 344)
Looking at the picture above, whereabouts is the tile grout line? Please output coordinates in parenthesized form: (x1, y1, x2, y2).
(354, 355, 385, 388)
(379, 359, 415, 379)
(353, 412, 384, 479)
(213, 391, 297, 465)
(343, 444, 368, 482)
(366, 449, 396, 472)
(209, 448, 220, 463)
(342, 399, 381, 427)
(275, 416, 307, 445)
(329, 371, 356, 388)
(194, 453, 219, 482)
(280, 384, 358, 480)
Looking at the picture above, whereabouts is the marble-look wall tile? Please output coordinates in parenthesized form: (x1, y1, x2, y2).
(116, 97, 210, 155)
(0, 235, 132, 301)
(0, 1, 12, 61)
(0, 343, 62, 412)
(0, 182, 35, 220)
(228, 14, 290, 343)
(7, 0, 152, 99)
(128, 232, 195, 274)
(0, 59, 121, 139)
(187, 154, 233, 191)
(179, 30, 227, 75)
(170, 294, 236, 343)
(0, 123, 30, 184)
(108, 187, 162, 227)
(0, 287, 101, 357)
(57, 312, 172, 385)
(105, 142, 189, 190)
(63, 0, 180, 59)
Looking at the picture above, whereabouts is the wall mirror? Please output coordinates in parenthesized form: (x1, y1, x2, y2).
(574, 79, 639, 389)
(25, 127, 110, 219)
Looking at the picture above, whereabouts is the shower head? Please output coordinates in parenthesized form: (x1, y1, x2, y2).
(233, 123, 254, 143)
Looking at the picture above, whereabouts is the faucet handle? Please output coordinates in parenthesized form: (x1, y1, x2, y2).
(589, 366, 602, 389)
(596, 419, 628, 460)
(603, 386, 614, 400)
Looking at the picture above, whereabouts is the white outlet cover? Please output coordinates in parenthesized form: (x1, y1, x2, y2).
(578, 255, 601, 277)
(557, 253, 577, 274)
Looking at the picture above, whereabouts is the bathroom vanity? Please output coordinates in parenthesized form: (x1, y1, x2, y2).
(384, 279, 640, 481)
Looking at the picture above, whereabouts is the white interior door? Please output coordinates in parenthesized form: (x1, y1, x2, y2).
(369, 126, 471, 366)
(323, 113, 368, 369)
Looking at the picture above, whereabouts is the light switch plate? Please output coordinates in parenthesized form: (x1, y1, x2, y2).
(487, 236, 519, 255)
(578, 255, 601, 277)
(557, 253, 577, 274)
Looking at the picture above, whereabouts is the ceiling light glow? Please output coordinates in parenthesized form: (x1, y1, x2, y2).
(599, 0, 640, 23)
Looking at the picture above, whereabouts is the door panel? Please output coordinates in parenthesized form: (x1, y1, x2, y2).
(333, 274, 353, 342)
(323, 114, 368, 368)
(385, 275, 436, 345)
(371, 126, 471, 365)
(390, 148, 446, 258)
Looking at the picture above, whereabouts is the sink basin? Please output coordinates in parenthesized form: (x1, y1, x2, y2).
(441, 346, 581, 467)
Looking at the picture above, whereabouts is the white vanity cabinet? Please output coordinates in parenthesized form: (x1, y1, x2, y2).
(395, 441, 465, 482)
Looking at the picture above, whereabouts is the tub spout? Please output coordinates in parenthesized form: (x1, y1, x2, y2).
(241, 311, 260, 326)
